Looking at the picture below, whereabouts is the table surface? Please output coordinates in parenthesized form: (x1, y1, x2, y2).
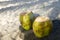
(0, 0, 60, 40)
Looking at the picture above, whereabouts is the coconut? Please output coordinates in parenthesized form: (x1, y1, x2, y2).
(33, 16, 53, 38)
(19, 11, 34, 30)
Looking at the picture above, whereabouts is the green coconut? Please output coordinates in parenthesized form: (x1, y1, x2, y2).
(19, 11, 34, 30)
(33, 16, 53, 38)
(19, 12, 26, 25)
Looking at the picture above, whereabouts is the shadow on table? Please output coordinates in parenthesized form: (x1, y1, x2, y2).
(19, 19, 60, 40)
(48, 19, 60, 40)
(37, 19, 60, 40)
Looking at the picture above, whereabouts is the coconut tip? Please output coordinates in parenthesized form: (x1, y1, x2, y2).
(35, 16, 50, 22)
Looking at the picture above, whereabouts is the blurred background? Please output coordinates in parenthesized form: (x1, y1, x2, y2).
(0, 0, 60, 40)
